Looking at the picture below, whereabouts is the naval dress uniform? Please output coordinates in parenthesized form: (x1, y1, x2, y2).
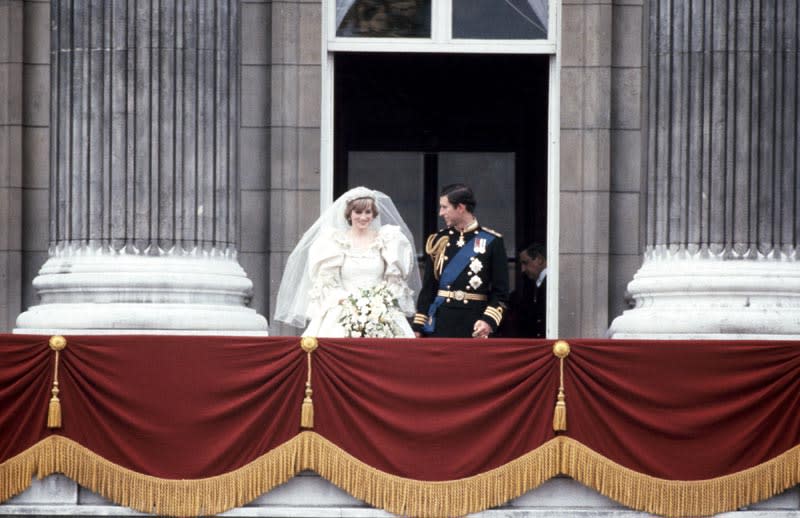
(413, 220, 510, 338)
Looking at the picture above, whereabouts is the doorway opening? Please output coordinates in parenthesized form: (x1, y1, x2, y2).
(334, 52, 548, 255)
(334, 51, 549, 287)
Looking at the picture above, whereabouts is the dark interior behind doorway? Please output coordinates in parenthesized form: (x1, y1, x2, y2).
(334, 52, 549, 258)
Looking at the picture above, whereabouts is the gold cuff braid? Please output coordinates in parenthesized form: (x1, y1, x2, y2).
(484, 306, 503, 326)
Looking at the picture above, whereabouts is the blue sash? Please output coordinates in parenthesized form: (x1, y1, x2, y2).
(422, 231, 495, 333)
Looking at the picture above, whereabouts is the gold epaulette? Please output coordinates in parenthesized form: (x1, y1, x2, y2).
(481, 227, 502, 238)
(425, 233, 449, 280)
(424, 234, 436, 253)
(425, 233, 447, 255)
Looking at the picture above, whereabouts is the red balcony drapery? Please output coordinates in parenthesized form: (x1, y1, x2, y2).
(1, 334, 799, 517)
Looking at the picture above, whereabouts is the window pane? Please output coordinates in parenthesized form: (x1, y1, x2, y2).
(438, 152, 517, 257)
(337, 0, 432, 38)
(452, 0, 548, 39)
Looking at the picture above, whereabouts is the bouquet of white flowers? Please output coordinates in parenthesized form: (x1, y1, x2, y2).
(338, 282, 404, 338)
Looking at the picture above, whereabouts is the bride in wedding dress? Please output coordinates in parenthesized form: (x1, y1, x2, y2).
(274, 187, 421, 337)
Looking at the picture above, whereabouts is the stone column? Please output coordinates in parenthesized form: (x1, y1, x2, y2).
(609, 0, 800, 338)
(15, 0, 268, 334)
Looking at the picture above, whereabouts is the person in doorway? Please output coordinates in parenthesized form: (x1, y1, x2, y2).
(413, 184, 509, 338)
(502, 243, 547, 338)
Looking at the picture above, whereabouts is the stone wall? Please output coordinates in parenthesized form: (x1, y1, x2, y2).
(608, 0, 647, 324)
(229, 0, 324, 334)
(263, 0, 322, 335)
(0, 0, 50, 331)
(239, 0, 272, 326)
(558, 0, 645, 337)
(0, 0, 24, 331)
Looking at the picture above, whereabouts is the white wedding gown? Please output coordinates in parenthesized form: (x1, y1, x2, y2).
(303, 225, 416, 338)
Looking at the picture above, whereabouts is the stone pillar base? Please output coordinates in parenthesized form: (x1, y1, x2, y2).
(608, 253, 800, 339)
(14, 248, 269, 335)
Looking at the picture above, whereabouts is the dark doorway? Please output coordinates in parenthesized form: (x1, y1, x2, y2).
(334, 52, 549, 262)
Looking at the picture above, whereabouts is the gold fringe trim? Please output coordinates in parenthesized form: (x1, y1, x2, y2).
(0, 434, 560, 518)
(1, 434, 799, 517)
(0, 434, 307, 517)
(303, 432, 561, 518)
(560, 437, 800, 518)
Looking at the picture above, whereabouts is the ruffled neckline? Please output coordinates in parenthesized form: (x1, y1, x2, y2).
(332, 229, 385, 252)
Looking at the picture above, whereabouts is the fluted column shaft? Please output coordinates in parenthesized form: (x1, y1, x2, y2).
(610, 0, 800, 338)
(51, 0, 238, 254)
(647, 0, 798, 257)
(15, 0, 267, 335)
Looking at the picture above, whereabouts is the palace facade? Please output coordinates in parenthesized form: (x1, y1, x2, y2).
(1, 0, 798, 516)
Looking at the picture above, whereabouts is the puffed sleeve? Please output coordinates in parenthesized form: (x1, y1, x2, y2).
(378, 225, 416, 315)
(306, 227, 347, 320)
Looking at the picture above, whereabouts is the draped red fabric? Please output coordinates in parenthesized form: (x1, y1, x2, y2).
(565, 339, 800, 479)
(1, 335, 305, 478)
(0, 335, 52, 461)
(312, 337, 556, 480)
(2, 334, 800, 484)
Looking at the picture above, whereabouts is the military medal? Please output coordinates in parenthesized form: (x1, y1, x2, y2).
(469, 275, 483, 289)
(474, 237, 486, 254)
(469, 257, 483, 274)
(456, 233, 465, 247)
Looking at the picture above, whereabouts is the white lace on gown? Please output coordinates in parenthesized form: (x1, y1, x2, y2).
(303, 225, 416, 338)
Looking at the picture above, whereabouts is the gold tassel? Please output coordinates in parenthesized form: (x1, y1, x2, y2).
(301, 386, 314, 429)
(552, 340, 570, 432)
(299, 337, 319, 429)
(553, 389, 566, 432)
(48, 389, 61, 428)
(47, 336, 67, 429)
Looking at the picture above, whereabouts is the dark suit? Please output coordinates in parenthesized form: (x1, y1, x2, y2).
(413, 222, 509, 338)
(502, 276, 546, 338)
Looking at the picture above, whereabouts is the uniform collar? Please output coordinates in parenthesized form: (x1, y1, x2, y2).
(461, 219, 479, 233)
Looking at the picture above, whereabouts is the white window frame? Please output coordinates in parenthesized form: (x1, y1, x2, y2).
(320, 0, 561, 338)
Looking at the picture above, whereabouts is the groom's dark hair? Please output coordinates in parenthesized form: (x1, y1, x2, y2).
(440, 184, 476, 213)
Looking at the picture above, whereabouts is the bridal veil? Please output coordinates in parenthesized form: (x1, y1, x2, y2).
(273, 186, 422, 328)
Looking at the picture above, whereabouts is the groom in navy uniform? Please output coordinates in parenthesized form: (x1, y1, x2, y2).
(413, 184, 509, 338)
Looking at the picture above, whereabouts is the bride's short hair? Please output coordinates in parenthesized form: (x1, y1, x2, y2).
(345, 197, 379, 224)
